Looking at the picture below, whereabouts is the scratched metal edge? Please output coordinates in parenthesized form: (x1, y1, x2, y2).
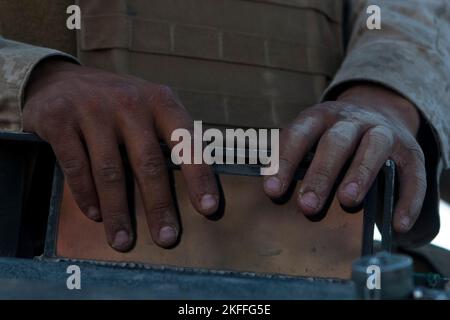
(0, 257, 356, 299)
(381, 160, 395, 252)
(361, 178, 376, 257)
(0, 131, 43, 143)
(38, 255, 352, 284)
(43, 164, 64, 258)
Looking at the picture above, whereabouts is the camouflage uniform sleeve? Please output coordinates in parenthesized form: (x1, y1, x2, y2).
(0, 37, 78, 132)
(323, 0, 450, 247)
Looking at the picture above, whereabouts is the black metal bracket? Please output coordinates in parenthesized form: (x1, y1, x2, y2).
(0, 132, 50, 257)
(361, 160, 396, 256)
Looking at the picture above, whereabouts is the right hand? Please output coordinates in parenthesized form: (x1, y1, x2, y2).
(23, 59, 219, 251)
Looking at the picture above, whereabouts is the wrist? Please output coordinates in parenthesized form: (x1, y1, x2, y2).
(25, 58, 80, 103)
(336, 83, 421, 136)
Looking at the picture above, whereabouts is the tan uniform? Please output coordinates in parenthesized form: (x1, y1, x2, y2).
(0, 0, 449, 251)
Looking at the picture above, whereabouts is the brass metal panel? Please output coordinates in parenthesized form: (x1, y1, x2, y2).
(56, 171, 363, 279)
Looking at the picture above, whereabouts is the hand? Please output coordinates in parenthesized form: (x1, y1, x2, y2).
(24, 60, 219, 251)
(263, 84, 426, 233)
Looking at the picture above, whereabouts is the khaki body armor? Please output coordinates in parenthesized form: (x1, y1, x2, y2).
(77, 0, 344, 128)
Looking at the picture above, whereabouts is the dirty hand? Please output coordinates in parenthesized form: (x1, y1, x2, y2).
(264, 84, 425, 233)
(23, 60, 219, 251)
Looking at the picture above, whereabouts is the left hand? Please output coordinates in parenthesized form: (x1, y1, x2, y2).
(263, 83, 426, 233)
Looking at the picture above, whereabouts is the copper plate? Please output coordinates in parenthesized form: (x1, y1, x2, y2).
(56, 171, 363, 279)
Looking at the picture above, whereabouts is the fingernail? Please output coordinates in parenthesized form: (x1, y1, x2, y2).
(343, 182, 359, 200)
(159, 226, 178, 247)
(201, 194, 217, 211)
(264, 177, 281, 194)
(400, 216, 411, 231)
(87, 207, 100, 221)
(300, 191, 320, 210)
(112, 230, 130, 250)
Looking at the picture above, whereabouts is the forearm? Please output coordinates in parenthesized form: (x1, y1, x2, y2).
(323, 0, 450, 247)
(337, 83, 421, 136)
(0, 37, 77, 132)
(325, 0, 450, 168)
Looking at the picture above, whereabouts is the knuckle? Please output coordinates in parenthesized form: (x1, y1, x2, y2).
(310, 166, 333, 187)
(278, 156, 294, 170)
(156, 85, 174, 100)
(104, 210, 129, 230)
(193, 170, 214, 188)
(84, 95, 103, 114)
(323, 127, 354, 151)
(277, 157, 298, 181)
(320, 126, 358, 159)
(106, 210, 127, 221)
(283, 123, 298, 136)
(283, 117, 317, 140)
(282, 125, 306, 142)
(137, 154, 165, 178)
(154, 85, 180, 110)
(413, 171, 427, 193)
(96, 165, 124, 184)
(39, 98, 73, 137)
(316, 101, 347, 118)
(46, 131, 75, 149)
(408, 144, 425, 165)
(318, 101, 339, 113)
(114, 82, 143, 113)
(70, 184, 93, 203)
(356, 162, 373, 182)
(367, 126, 394, 147)
(394, 143, 426, 169)
(42, 96, 71, 118)
(148, 200, 172, 217)
(60, 158, 87, 177)
(391, 152, 408, 169)
(325, 130, 341, 143)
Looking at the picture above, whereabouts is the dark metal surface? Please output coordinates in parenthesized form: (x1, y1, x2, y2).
(0, 131, 43, 143)
(381, 161, 395, 252)
(0, 132, 54, 258)
(360, 161, 396, 256)
(352, 252, 414, 299)
(0, 142, 28, 256)
(362, 178, 377, 256)
(0, 132, 41, 256)
(0, 257, 355, 300)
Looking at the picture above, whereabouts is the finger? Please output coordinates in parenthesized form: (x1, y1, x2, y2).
(51, 130, 101, 221)
(263, 115, 327, 198)
(83, 127, 133, 252)
(337, 126, 395, 208)
(151, 86, 219, 215)
(122, 119, 180, 248)
(392, 148, 427, 233)
(297, 121, 362, 216)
